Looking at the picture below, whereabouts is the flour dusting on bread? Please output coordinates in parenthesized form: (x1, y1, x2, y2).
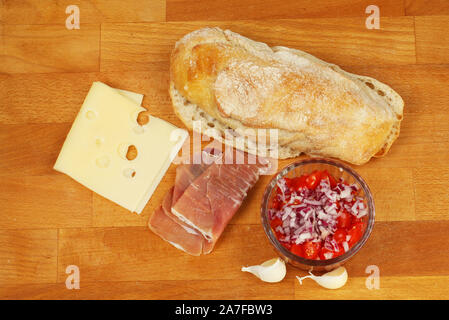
(215, 61, 283, 119)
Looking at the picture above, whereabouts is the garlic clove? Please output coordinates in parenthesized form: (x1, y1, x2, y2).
(296, 266, 348, 289)
(241, 257, 286, 283)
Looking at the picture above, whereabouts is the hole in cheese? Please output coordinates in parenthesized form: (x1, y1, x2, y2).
(137, 111, 150, 125)
(123, 168, 136, 178)
(96, 155, 110, 168)
(126, 145, 138, 160)
(86, 110, 97, 119)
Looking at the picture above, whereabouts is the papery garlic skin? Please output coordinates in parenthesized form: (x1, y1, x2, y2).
(241, 258, 286, 283)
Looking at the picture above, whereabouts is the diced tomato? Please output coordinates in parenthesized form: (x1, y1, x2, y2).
(333, 245, 345, 258)
(274, 186, 281, 194)
(347, 222, 364, 246)
(336, 200, 342, 211)
(319, 245, 344, 260)
(291, 175, 307, 190)
(290, 243, 304, 257)
(271, 197, 282, 210)
(319, 247, 334, 260)
(319, 247, 333, 260)
(305, 171, 321, 190)
(328, 176, 337, 188)
(333, 228, 347, 243)
(283, 177, 294, 189)
(302, 241, 321, 259)
(337, 210, 352, 229)
(319, 247, 337, 260)
(321, 170, 337, 188)
(352, 217, 366, 232)
(270, 217, 283, 229)
(284, 175, 308, 193)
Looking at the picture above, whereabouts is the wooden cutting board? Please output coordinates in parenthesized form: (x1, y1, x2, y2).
(1, 0, 449, 300)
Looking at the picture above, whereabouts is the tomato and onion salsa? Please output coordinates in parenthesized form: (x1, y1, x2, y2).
(268, 170, 368, 260)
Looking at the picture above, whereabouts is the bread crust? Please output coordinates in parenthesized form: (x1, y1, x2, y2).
(169, 27, 404, 165)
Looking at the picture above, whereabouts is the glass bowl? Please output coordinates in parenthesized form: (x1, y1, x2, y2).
(261, 158, 375, 272)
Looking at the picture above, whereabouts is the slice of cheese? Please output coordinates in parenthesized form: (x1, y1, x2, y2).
(116, 89, 144, 105)
(54, 81, 188, 214)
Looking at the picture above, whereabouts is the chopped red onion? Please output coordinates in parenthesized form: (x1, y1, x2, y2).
(271, 176, 367, 246)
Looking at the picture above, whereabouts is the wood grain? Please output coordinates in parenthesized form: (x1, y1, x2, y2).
(0, 2, 4, 23)
(56, 221, 449, 289)
(166, 0, 405, 21)
(1, 24, 100, 74)
(0, 123, 69, 176)
(414, 167, 449, 220)
(0, 72, 173, 124)
(2, 275, 448, 300)
(101, 17, 416, 72)
(345, 221, 449, 277)
(0, 229, 57, 284)
(2, 275, 449, 300)
(1, 1, 449, 300)
(415, 16, 449, 64)
(0, 279, 294, 300)
(295, 276, 449, 300)
(405, 0, 449, 16)
(57, 225, 294, 282)
(1, 0, 166, 24)
(356, 168, 415, 221)
(0, 175, 92, 229)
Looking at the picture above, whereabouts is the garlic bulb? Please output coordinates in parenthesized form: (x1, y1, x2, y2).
(241, 257, 286, 283)
(296, 266, 348, 289)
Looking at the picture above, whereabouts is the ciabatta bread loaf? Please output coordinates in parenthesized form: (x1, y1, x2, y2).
(169, 27, 404, 165)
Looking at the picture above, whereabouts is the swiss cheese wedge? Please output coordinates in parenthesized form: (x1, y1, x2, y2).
(54, 82, 188, 213)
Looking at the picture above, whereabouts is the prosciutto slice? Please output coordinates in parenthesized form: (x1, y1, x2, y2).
(148, 188, 204, 256)
(162, 186, 199, 234)
(173, 163, 210, 204)
(172, 162, 264, 243)
(149, 149, 270, 255)
(149, 152, 215, 255)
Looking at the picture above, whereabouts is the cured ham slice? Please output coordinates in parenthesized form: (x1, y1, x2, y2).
(173, 163, 210, 205)
(148, 188, 204, 256)
(161, 186, 200, 235)
(149, 148, 270, 255)
(172, 162, 264, 243)
(149, 156, 215, 255)
(172, 148, 222, 204)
